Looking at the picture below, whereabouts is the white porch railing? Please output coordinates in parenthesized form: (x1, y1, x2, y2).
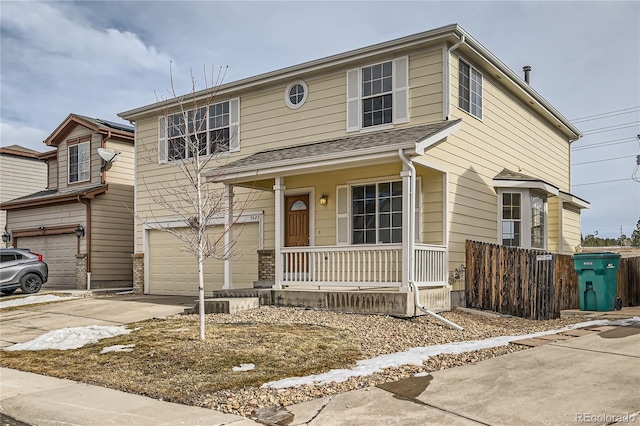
(280, 243, 447, 288)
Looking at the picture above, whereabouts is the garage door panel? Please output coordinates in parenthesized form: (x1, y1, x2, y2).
(148, 223, 259, 296)
(19, 234, 76, 288)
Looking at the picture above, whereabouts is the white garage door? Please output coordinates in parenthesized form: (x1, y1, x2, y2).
(19, 234, 77, 288)
(148, 223, 259, 295)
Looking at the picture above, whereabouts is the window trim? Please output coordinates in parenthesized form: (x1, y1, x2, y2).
(284, 80, 308, 109)
(67, 138, 91, 184)
(497, 188, 548, 250)
(458, 58, 483, 120)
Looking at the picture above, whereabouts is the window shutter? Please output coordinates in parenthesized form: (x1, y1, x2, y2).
(346, 68, 360, 132)
(393, 56, 409, 124)
(414, 179, 421, 243)
(158, 116, 167, 163)
(336, 185, 350, 245)
(228, 97, 240, 152)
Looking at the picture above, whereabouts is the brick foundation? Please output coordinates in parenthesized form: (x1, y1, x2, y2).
(257, 249, 275, 282)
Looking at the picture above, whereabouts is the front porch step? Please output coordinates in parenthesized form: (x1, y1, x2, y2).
(188, 297, 260, 314)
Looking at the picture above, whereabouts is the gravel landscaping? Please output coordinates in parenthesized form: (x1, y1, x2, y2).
(0, 304, 587, 419)
(200, 306, 583, 417)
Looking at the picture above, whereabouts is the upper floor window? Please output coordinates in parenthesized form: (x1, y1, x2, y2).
(459, 59, 483, 119)
(69, 141, 90, 183)
(500, 190, 547, 249)
(158, 98, 240, 164)
(346, 57, 409, 132)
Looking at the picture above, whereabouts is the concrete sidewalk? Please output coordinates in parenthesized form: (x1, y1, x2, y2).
(287, 323, 640, 425)
(0, 368, 258, 425)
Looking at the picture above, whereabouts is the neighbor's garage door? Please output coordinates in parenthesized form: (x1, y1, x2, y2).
(19, 234, 77, 288)
(148, 223, 259, 295)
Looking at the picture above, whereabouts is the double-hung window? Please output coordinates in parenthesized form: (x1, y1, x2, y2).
(459, 59, 483, 119)
(499, 190, 547, 249)
(69, 141, 90, 183)
(158, 98, 240, 163)
(346, 57, 409, 132)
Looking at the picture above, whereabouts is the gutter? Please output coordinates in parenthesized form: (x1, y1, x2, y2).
(398, 149, 463, 331)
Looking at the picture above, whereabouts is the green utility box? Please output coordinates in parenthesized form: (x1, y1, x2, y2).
(572, 252, 621, 311)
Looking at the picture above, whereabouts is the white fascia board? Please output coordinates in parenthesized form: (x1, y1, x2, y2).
(212, 146, 414, 184)
(559, 192, 590, 209)
(493, 179, 559, 196)
(415, 120, 461, 154)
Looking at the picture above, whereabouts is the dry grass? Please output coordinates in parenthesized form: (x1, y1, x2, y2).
(0, 315, 360, 405)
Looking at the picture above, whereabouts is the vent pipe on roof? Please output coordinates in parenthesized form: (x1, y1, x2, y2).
(523, 65, 532, 84)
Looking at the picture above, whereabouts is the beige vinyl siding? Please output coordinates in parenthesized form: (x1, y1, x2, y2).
(105, 139, 134, 185)
(0, 155, 48, 202)
(0, 154, 48, 245)
(7, 203, 87, 254)
(562, 205, 581, 254)
(547, 196, 560, 253)
(47, 159, 58, 189)
(90, 185, 134, 283)
(415, 52, 574, 282)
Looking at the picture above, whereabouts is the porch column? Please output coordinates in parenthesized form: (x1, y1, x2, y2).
(224, 184, 234, 289)
(273, 177, 285, 289)
(400, 168, 412, 292)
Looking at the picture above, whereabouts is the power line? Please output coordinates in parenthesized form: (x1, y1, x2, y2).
(572, 138, 637, 151)
(573, 177, 634, 187)
(571, 106, 640, 123)
(573, 155, 636, 166)
(581, 121, 640, 135)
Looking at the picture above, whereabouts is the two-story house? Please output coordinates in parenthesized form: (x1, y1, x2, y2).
(119, 24, 588, 314)
(1, 114, 135, 289)
(1, 145, 48, 247)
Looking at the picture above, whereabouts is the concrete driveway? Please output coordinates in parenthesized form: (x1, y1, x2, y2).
(0, 293, 196, 348)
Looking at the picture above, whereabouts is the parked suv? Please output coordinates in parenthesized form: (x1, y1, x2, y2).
(0, 248, 48, 295)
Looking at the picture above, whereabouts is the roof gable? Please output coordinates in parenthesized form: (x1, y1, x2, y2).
(45, 113, 134, 147)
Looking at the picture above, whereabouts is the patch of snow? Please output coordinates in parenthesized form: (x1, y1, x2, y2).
(233, 363, 256, 372)
(101, 344, 135, 354)
(4, 325, 133, 351)
(263, 317, 640, 389)
(413, 372, 431, 377)
(0, 294, 75, 309)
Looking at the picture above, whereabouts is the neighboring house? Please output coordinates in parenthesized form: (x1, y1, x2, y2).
(0, 145, 48, 247)
(0, 114, 135, 289)
(119, 24, 589, 310)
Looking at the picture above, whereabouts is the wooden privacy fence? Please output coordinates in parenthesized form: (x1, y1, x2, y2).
(465, 240, 640, 320)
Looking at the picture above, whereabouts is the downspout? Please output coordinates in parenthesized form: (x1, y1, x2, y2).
(78, 195, 91, 289)
(399, 149, 463, 331)
(444, 35, 466, 120)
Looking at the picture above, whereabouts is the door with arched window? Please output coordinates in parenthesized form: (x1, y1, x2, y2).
(285, 194, 309, 276)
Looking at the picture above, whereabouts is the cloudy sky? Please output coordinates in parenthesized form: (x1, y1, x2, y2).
(1, 1, 638, 239)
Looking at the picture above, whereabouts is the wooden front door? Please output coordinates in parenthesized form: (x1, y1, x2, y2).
(285, 194, 309, 275)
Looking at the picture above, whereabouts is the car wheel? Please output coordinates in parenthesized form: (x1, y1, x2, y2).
(1, 288, 17, 296)
(20, 273, 43, 294)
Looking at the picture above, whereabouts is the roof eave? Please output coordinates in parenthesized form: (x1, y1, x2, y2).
(209, 144, 416, 184)
(0, 185, 108, 210)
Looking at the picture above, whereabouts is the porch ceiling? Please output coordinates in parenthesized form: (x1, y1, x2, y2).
(208, 120, 461, 185)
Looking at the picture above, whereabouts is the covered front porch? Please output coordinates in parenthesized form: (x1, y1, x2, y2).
(211, 121, 461, 305)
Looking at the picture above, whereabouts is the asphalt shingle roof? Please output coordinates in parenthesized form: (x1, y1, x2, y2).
(221, 121, 460, 171)
(3, 184, 108, 205)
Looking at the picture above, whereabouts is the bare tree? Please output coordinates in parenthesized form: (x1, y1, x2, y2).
(135, 65, 255, 340)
